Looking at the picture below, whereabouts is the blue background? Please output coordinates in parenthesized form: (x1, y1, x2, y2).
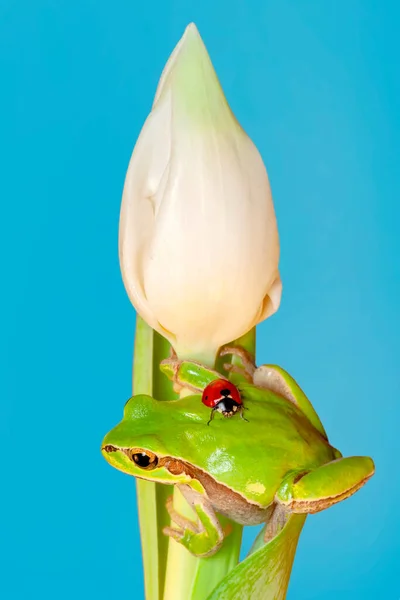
(1, 1, 399, 598)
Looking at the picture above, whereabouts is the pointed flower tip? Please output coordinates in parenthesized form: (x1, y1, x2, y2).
(182, 23, 206, 51)
(179, 22, 207, 60)
(153, 22, 205, 107)
(153, 21, 227, 129)
(185, 22, 200, 36)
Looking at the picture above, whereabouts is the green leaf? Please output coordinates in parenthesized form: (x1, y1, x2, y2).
(206, 515, 306, 600)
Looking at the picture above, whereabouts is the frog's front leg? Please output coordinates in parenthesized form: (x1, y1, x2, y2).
(276, 456, 375, 514)
(219, 345, 256, 381)
(163, 484, 225, 557)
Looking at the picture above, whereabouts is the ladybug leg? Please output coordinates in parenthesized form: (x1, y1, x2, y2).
(207, 408, 217, 426)
(219, 345, 256, 379)
(239, 405, 249, 422)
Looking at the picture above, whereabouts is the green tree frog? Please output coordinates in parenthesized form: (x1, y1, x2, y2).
(101, 346, 374, 557)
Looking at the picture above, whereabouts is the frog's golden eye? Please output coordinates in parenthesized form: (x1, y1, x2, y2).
(128, 449, 158, 470)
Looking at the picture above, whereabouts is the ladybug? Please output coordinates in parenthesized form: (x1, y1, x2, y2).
(202, 379, 247, 425)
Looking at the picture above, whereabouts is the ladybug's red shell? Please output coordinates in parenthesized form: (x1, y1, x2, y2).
(202, 379, 242, 408)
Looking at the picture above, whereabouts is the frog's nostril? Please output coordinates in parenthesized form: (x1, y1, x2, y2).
(103, 445, 117, 453)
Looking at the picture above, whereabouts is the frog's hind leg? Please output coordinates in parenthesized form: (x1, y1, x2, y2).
(253, 365, 329, 439)
(276, 456, 375, 514)
(163, 484, 224, 557)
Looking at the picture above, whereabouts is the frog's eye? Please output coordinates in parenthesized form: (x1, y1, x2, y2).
(129, 450, 158, 470)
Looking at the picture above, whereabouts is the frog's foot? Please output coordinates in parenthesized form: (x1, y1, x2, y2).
(163, 484, 224, 558)
(160, 357, 224, 395)
(263, 504, 291, 543)
(219, 346, 256, 379)
(159, 356, 185, 393)
(276, 457, 375, 514)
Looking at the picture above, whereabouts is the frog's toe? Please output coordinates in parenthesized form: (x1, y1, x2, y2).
(163, 525, 185, 542)
(165, 496, 199, 533)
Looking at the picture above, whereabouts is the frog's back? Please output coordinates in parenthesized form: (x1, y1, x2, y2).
(176, 388, 337, 507)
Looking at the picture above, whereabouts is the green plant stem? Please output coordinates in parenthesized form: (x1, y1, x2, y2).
(162, 329, 256, 600)
(133, 317, 177, 600)
(132, 321, 304, 600)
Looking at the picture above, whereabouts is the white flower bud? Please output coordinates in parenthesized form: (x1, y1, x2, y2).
(119, 23, 281, 362)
